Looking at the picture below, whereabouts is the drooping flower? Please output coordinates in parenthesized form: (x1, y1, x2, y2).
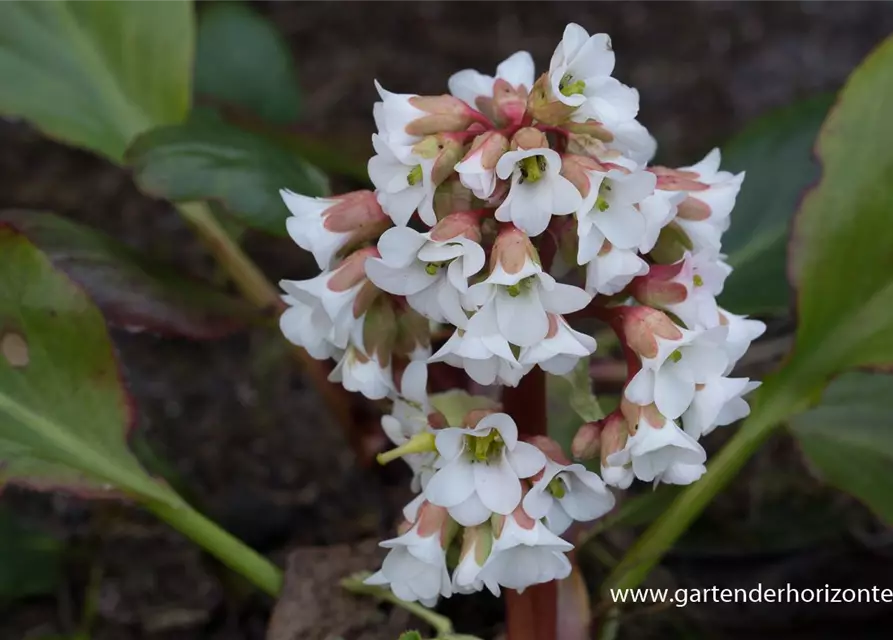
(330, 342, 395, 400)
(718, 308, 767, 373)
(452, 523, 493, 595)
(449, 51, 535, 125)
(368, 134, 437, 227)
(455, 131, 510, 200)
(423, 412, 546, 526)
(382, 361, 438, 491)
(365, 213, 485, 328)
(681, 376, 760, 440)
(518, 314, 597, 375)
(523, 457, 615, 535)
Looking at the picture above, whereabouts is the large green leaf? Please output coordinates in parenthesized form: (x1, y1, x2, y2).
(0, 506, 63, 601)
(127, 112, 328, 236)
(786, 36, 893, 386)
(0, 0, 193, 162)
(0, 226, 175, 503)
(0, 210, 252, 339)
(195, 1, 301, 124)
(720, 94, 833, 315)
(790, 372, 893, 523)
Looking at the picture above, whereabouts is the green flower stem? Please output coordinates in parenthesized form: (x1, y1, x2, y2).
(342, 572, 455, 637)
(174, 201, 355, 433)
(146, 494, 283, 597)
(602, 372, 801, 593)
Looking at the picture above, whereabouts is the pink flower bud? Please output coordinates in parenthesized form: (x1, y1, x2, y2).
(462, 408, 497, 428)
(526, 73, 576, 125)
(406, 94, 482, 136)
(559, 153, 606, 198)
(599, 411, 631, 466)
(490, 78, 528, 126)
(629, 262, 688, 307)
(489, 225, 539, 275)
(430, 211, 483, 244)
(510, 126, 549, 151)
(620, 306, 683, 359)
(649, 166, 709, 192)
(412, 133, 467, 186)
(571, 421, 602, 460)
(329, 246, 379, 292)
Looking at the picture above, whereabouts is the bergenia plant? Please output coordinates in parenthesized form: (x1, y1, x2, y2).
(279, 23, 764, 606)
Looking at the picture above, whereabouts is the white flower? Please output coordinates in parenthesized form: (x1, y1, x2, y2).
(719, 308, 766, 373)
(682, 376, 760, 440)
(477, 511, 573, 596)
(449, 51, 535, 109)
(330, 343, 395, 400)
(584, 242, 649, 296)
(610, 119, 658, 167)
(383, 361, 437, 491)
(518, 314, 596, 375)
(372, 81, 425, 153)
(429, 313, 526, 387)
(423, 413, 546, 526)
(452, 524, 492, 595)
(605, 410, 706, 485)
(576, 167, 657, 264)
(368, 134, 436, 227)
(523, 460, 615, 535)
(625, 325, 730, 419)
(495, 147, 583, 236)
(279, 251, 370, 353)
(279, 293, 342, 361)
(455, 131, 509, 200)
(280, 189, 388, 270)
(365, 501, 453, 606)
(659, 252, 731, 330)
(548, 23, 639, 126)
(600, 461, 635, 490)
(467, 252, 591, 348)
(365, 220, 485, 328)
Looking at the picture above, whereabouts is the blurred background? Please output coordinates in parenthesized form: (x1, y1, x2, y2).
(2, 2, 893, 639)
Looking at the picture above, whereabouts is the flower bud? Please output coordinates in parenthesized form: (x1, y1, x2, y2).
(528, 435, 571, 465)
(489, 225, 540, 275)
(330, 246, 379, 293)
(527, 73, 576, 125)
(563, 119, 615, 142)
(620, 306, 683, 359)
(559, 153, 606, 199)
(363, 295, 398, 365)
(462, 408, 497, 428)
(412, 134, 467, 186)
(649, 221, 694, 264)
(455, 131, 509, 199)
(571, 421, 602, 460)
(433, 178, 474, 220)
(510, 126, 549, 152)
(599, 411, 631, 467)
(430, 211, 483, 244)
(406, 94, 482, 136)
(393, 307, 431, 357)
(629, 261, 688, 307)
(490, 78, 529, 126)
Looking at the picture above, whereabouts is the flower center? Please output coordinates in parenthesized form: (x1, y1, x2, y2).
(466, 430, 505, 463)
(505, 275, 536, 298)
(547, 476, 567, 499)
(425, 260, 450, 275)
(559, 73, 586, 97)
(407, 165, 423, 186)
(518, 155, 547, 184)
(693, 274, 704, 287)
(595, 181, 613, 212)
(669, 349, 683, 363)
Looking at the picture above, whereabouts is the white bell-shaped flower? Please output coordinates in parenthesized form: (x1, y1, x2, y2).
(368, 134, 437, 227)
(523, 459, 615, 535)
(518, 314, 596, 375)
(682, 376, 760, 440)
(449, 51, 535, 110)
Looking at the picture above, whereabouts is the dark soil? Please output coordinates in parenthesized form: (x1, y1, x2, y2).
(2, 2, 893, 639)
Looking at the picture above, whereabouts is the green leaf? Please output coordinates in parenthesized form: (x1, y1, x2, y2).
(719, 94, 833, 315)
(0, 210, 253, 340)
(195, 1, 300, 124)
(429, 390, 499, 428)
(0, 507, 63, 601)
(0, 226, 175, 504)
(0, 0, 193, 162)
(127, 112, 329, 235)
(786, 36, 893, 386)
(790, 372, 893, 524)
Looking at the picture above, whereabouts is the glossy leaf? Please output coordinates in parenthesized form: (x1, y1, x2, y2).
(786, 36, 893, 385)
(719, 94, 833, 315)
(790, 372, 893, 524)
(0, 507, 63, 601)
(0, 226, 175, 503)
(0, 0, 193, 162)
(0, 210, 252, 339)
(195, 1, 301, 124)
(127, 112, 328, 236)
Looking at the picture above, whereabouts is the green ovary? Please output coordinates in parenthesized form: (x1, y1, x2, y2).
(518, 155, 547, 184)
(467, 430, 505, 463)
(547, 476, 567, 499)
(407, 165, 423, 186)
(505, 275, 536, 298)
(559, 73, 586, 97)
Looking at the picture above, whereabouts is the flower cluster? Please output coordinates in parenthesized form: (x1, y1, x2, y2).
(279, 23, 765, 601)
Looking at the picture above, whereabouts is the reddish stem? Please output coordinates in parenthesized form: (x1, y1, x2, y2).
(502, 368, 557, 640)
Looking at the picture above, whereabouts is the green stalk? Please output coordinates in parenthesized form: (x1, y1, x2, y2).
(146, 496, 283, 597)
(601, 370, 802, 593)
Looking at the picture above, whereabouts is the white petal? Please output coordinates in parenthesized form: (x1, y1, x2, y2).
(474, 456, 522, 515)
(449, 492, 492, 526)
(506, 441, 547, 478)
(424, 459, 475, 507)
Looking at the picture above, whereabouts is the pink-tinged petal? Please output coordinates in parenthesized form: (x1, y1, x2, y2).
(506, 442, 547, 478)
(449, 492, 492, 526)
(654, 368, 695, 419)
(424, 459, 475, 507)
(377, 226, 427, 267)
(474, 456, 522, 515)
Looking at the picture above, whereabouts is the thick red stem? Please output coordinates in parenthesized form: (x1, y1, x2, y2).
(502, 368, 557, 640)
